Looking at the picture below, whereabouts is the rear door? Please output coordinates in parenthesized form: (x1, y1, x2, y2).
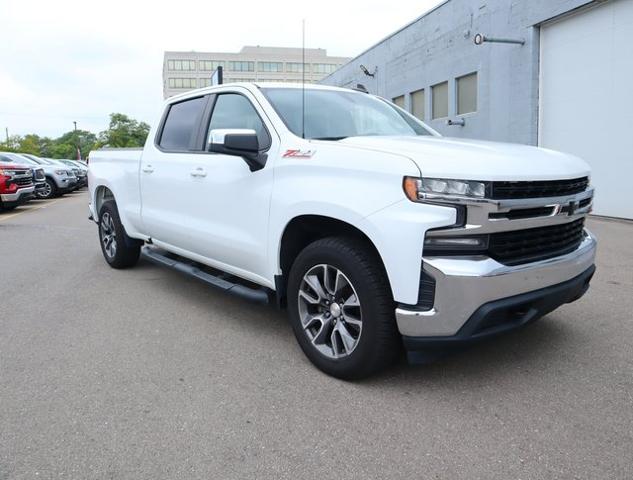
(139, 94, 211, 249)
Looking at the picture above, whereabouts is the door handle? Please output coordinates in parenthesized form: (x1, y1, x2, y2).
(142, 164, 154, 173)
(190, 167, 207, 178)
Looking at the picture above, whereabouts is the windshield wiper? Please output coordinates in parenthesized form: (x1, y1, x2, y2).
(311, 136, 348, 141)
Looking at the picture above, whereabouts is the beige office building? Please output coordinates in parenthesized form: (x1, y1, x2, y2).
(162, 46, 350, 98)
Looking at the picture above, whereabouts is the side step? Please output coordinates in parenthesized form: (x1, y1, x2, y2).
(141, 246, 270, 304)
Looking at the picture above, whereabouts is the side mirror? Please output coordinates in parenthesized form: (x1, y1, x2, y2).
(207, 129, 266, 171)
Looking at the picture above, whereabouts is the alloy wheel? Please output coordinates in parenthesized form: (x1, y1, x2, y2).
(100, 212, 117, 259)
(297, 264, 363, 359)
(39, 182, 52, 198)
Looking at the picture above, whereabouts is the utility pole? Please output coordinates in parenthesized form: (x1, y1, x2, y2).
(73, 121, 81, 160)
(4, 127, 8, 143)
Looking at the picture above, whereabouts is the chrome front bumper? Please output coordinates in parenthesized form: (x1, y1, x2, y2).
(1, 186, 35, 202)
(395, 230, 597, 337)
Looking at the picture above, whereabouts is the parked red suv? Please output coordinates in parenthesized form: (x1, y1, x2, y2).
(0, 157, 35, 211)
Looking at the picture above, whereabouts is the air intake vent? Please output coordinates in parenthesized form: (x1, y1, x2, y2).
(488, 219, 585, 265)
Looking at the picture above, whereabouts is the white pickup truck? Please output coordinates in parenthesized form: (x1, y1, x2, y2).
(88, 83, 596, 379)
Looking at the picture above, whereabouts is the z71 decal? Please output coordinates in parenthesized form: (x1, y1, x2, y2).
(282, 149, 316, 158)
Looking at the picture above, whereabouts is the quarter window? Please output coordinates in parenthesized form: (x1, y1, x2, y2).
(432, 82, 448, 119)
(207, 94, 270, 149)
(159, 96, 207, 150)
(457, 72, 477, 115)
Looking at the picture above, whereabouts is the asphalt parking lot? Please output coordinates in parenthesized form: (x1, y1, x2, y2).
(1, 191, 632, 479)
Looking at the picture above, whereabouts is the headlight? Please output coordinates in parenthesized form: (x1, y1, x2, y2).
(0, 168, 13, 178)
(403, 176, 488, 201)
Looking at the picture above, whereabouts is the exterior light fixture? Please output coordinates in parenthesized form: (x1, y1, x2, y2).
(360, 64, 377, 77)
(474, 33, 525, 46)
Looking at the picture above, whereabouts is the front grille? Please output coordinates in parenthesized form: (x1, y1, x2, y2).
(15, 176, 33, 187)
(488, 219, 585, 265)
(491, 177, 589, 199)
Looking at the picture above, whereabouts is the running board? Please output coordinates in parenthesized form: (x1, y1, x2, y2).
(141, 246, 270, 304)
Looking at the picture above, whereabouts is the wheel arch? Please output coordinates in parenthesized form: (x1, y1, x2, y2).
(94, 184, 115, 218)
(277, 214, 390, 306)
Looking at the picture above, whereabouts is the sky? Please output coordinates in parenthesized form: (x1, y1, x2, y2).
(0, 0, 443, 138)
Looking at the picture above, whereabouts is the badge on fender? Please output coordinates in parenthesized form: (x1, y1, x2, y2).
(283, 149, 316, 158)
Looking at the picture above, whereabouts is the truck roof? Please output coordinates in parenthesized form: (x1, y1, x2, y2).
(165, 82, 360, 104)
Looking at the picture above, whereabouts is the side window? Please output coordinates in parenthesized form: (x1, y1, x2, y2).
(159, 96, 207, 151)
(207, 94, 270, 149)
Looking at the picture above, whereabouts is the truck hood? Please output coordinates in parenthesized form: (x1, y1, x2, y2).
(337, 136, 590, 181)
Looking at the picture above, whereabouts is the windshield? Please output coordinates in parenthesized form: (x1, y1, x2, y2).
(3, 153, 35, 165)
(21, 154, 46, 165)
(262, 88, 434, 140)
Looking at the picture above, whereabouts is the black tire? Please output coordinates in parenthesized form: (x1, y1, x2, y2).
(39, 178, 58, 199)
(98, 200, 141, 269)
(287, 236, 400, 380)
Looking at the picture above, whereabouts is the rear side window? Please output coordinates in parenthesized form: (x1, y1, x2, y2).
(159, 96, 207, 151)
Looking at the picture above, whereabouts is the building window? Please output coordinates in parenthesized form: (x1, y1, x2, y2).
(199, 60, 224, 71)
(411, 89, 425, 120)
(224, 77, 251, 83)
(312, 63, 337, 74)
(286, 62, 310, 73)
(168, 78, 197, 89)
(258, 62, 283, 72)
(432, 81, 448, 119)
(199, 78, 212, 87)
(228, 61, 254, 72)
(392, 95, 405, 108)
(457, 72, 477, 115)
(167, 60, 196, 71)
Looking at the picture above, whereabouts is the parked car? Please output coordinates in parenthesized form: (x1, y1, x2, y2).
(0, 153, 35, 211)
(88, 83, 596, 379)
(58, 159, 87, 188)
(17, 154, 77, 198)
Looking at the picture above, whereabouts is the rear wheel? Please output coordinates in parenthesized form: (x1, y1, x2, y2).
(287, 236, 400, 380)
(98, 200, 141, 269)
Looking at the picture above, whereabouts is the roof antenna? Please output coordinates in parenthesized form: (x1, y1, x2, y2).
(302, 18, 306, 139)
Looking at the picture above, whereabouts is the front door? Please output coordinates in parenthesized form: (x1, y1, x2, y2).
(141, 88, 277, 284)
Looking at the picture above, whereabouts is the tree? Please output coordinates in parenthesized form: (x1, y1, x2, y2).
(98, 113, 150, 148)
(1, 112, 148, 159)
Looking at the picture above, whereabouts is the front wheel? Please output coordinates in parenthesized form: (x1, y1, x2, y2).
(287, 237, 400, 380)
(98, 200, 141, 269)
(38, 179, 57, 199)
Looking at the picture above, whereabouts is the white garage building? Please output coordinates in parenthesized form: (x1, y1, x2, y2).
(321, 0, 633, 219)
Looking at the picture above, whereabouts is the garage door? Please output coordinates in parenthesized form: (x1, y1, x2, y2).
(539, 0, 633, 219)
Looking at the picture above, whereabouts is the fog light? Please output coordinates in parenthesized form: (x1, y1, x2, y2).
(424, 235, 489, 255)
